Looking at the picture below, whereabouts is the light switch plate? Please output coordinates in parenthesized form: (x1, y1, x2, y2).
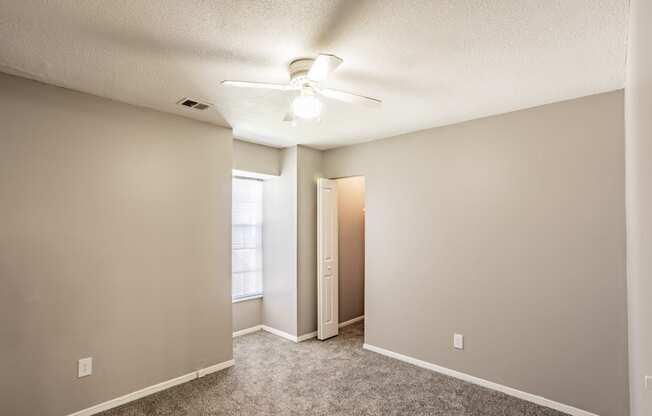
(646, 376, 652, 390)
(453, 333, 464, 350)
(78, 357, 93, 378)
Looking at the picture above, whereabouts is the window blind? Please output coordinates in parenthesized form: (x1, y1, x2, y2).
(232, 177, 263, 299)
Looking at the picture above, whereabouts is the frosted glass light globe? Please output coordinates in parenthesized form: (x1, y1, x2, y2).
(292, 95, 322, 119)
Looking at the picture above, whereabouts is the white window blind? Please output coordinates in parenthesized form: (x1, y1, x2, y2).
(232, 177, 263, 300)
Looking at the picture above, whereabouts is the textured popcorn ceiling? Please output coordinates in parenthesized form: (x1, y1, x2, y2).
(0, 1, 628, 149)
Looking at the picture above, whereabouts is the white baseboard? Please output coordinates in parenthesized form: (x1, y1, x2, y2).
(197, 359, 235, 378)
(297, 331, 317, 342)
(339, 315, 364, 328)
(261, 325, 297, 341)
(232, 325, 262, 338)
(362, 344, 598, 416)
(66, 359, 234, 416)
(260, 325, 316, 343)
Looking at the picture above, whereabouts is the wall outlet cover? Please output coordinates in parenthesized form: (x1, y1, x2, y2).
(646, 376, 652, 390)
(78, 357, 93, 378)
(453, 333, 464, 350)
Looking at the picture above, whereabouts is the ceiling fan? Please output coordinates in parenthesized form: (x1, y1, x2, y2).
(221, 54, 381, 122)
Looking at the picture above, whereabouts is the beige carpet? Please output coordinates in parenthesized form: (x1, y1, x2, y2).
(100, 321, 566, 415)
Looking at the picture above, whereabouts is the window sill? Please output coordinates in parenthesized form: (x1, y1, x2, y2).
(232, 294, 263, 304)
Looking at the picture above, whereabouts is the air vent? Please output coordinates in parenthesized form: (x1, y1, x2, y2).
(177, 97, 212, 111)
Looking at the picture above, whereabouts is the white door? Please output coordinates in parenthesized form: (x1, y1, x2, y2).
(317, 178, 339, 340)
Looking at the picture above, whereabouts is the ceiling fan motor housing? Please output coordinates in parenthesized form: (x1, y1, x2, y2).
(289, 58, 315, 87)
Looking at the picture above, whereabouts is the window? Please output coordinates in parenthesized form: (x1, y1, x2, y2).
(232, 177, 263, 300)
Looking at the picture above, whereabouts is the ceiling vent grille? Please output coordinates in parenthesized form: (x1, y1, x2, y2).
(177, 97, 212, 110)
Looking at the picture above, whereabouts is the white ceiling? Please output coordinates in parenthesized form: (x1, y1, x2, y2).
(0, 1, 629, 149)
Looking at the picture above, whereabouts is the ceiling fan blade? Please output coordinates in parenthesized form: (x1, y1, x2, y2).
(318, 88, 382, 106)
(307, 54, 343, 82)
(222, 80, 292, 91)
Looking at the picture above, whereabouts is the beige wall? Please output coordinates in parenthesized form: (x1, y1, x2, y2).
(261, 147, 298, 335)
(336, 177, 365, 323)
(0, 73, 233, 416)
(243, 144, 324, 338)
(323, 91, 628, 416)
(233, 139, 281, 176)
(232, 298, 262, 332)
(626, 2, 652, 415)
(296, 146, 324, 336)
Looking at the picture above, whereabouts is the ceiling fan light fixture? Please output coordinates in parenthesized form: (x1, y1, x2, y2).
(222, 53, 381, 123)
(292, 94, 322, 119)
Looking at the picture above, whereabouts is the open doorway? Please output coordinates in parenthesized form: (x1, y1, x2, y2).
(317, 176, 365, 339)
(335, 177, 365, 329)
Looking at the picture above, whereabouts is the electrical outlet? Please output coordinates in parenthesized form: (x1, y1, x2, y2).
(453, 333, 464, 350)
(78, 357, 93, 378)
(646, 376, 652, 390)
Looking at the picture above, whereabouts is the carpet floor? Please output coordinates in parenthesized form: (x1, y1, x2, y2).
(100, 322, 566, 415)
